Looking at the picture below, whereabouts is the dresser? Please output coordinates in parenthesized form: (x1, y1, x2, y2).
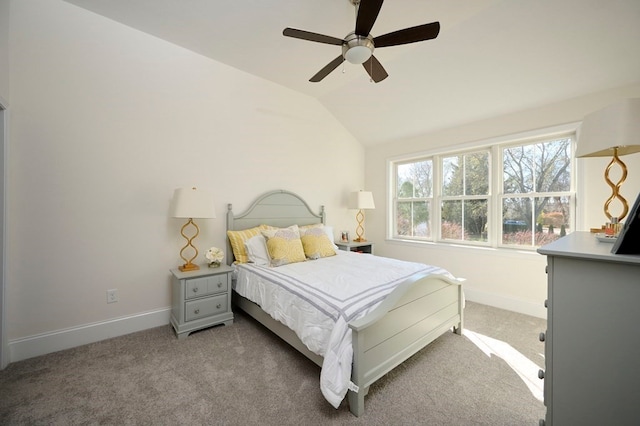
(170, 264, 234, 339)
(537, 232, 640, 425)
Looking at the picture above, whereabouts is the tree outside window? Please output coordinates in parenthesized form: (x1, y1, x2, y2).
(441, 151, 489, 242)
(396, 160, 432, 238)
(501, 138, 572, 247)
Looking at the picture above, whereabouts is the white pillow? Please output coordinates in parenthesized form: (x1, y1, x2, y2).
(244, 235, 270, 266)
(323, 225, 339, 249)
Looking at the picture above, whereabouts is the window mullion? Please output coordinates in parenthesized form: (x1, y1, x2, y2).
(433, 154, 442, 241)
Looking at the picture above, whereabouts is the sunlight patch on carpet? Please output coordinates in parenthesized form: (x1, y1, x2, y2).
(463, 329, 543, 401)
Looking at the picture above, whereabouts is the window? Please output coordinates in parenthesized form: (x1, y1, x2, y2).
(391, 131, 575, 249)
(501, 137, 572, 247)
(395, 160, 433, 238)
(441, 150, 490, 243)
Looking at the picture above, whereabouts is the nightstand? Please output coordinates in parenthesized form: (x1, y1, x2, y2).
(170, 264, 234, 339)
(335, 241, 374, 254)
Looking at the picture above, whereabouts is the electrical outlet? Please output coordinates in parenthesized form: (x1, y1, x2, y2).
(106, 289, 118, 304)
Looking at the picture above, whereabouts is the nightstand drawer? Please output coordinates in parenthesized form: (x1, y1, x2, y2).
(185, 274, 229, 299)
(185, 294, 228, 322)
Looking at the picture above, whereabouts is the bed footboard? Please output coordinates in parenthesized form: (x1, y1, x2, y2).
(347, 272, 464, 416)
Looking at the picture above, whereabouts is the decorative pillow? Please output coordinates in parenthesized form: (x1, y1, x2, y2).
(299, 224, 337, 260)
(227, 225, 269, 264)
(244, 235, 270, 266)
(261, 225, 306, 267)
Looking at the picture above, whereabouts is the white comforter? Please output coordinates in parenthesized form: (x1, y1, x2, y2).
(233, 250, 452, 408)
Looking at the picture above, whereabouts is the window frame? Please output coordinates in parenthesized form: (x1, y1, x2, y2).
(393, 158, 435, 239)
(387, 124, 578, 250)
(439, 148, 492, 245)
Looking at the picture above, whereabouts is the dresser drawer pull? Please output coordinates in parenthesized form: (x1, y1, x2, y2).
(192, 287, 199, 293)
(544, 299, 548, 308)
(217, 282, 223, 288)
(539, 332, 546, 342)
(538, 369, 545, 379)
(194, 308, 200, 315)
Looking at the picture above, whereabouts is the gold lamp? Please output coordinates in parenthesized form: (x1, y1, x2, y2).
(349, 190, 375, 242)
(577, 98, 640, 222)
(171, 187, 216, 272)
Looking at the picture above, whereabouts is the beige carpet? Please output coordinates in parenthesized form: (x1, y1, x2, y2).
(0, 302, 546, 425)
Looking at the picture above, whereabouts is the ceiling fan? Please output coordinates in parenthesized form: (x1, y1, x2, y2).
(283, 0, 440, 83)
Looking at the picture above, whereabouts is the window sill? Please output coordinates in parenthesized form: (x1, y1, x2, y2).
(386, 237, 544, 260)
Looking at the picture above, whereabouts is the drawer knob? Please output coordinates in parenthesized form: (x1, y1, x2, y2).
(194, 308, 200, 315)
(538, 369, 545, 379)
(217, 282, 222, 288)
(216, 303, 222, 309)
(539, 332, 546, 342)
(544, 299, 548, 308)
(192, 287, 199, 293)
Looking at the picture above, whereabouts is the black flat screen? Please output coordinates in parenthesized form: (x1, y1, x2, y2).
(611, 192, 640, 255)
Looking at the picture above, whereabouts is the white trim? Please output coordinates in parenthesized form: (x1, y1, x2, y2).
(386, 236, 544, 258)
(0, 99, 7, 369)
(9, 307, 171, 363)
(465, 287, 547, 319)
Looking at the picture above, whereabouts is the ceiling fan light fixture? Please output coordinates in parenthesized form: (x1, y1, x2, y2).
(343, 32, 374, 64)
(345, 45, 372, 64)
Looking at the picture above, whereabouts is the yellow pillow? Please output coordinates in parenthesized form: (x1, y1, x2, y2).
(227, 225, 269, 264)
(299, 224, 337, 260)
(261, 225, 306, 267)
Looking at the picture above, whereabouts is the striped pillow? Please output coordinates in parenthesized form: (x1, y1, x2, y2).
(227, 225, 269, 263)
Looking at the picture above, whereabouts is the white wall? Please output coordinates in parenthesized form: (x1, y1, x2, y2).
(0, 0, 9, 99)
(365, 83, 640, 318)
(0, 0, 10, 370)
(6, 0, 363, 360)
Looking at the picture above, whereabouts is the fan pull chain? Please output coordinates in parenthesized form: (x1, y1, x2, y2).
(342, 59, 346, 74)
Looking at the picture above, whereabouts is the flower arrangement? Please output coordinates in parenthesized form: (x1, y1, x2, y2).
(205, 247, 224, 267)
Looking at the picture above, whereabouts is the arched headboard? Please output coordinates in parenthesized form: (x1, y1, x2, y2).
(226, 190, 326, 264)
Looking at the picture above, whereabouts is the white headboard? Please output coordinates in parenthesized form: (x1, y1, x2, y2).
(226, 190, 326, 264)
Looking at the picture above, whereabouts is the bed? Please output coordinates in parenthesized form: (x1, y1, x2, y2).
(226, 190, 464, 416)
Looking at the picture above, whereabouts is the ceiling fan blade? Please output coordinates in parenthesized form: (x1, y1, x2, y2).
(355, 0, 384, 36)
(283, 28, 344, 45)
(310, 56, 344, 82)
(362, 55, 388, 83)
(374, 21, 440, 48)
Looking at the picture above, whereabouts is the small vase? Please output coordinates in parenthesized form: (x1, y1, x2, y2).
(208, 261, 221, 268)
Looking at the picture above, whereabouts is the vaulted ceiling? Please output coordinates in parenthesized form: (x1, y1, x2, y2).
(65, 0, 640, 146)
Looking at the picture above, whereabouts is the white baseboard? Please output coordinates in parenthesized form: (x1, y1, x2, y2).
(464, 288, 547, 319)
(7, 291, 544, 364)
(9, 308, 171, 363)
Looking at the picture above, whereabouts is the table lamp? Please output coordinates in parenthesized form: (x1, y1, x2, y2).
(170, 187, 216, 271)
(349, 190, 375, 242)
(576, 98, 640, 222)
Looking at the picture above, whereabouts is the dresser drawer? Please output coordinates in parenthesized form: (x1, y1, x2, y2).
(185, 294, 228, 322)
(185, 274, 229, 299)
